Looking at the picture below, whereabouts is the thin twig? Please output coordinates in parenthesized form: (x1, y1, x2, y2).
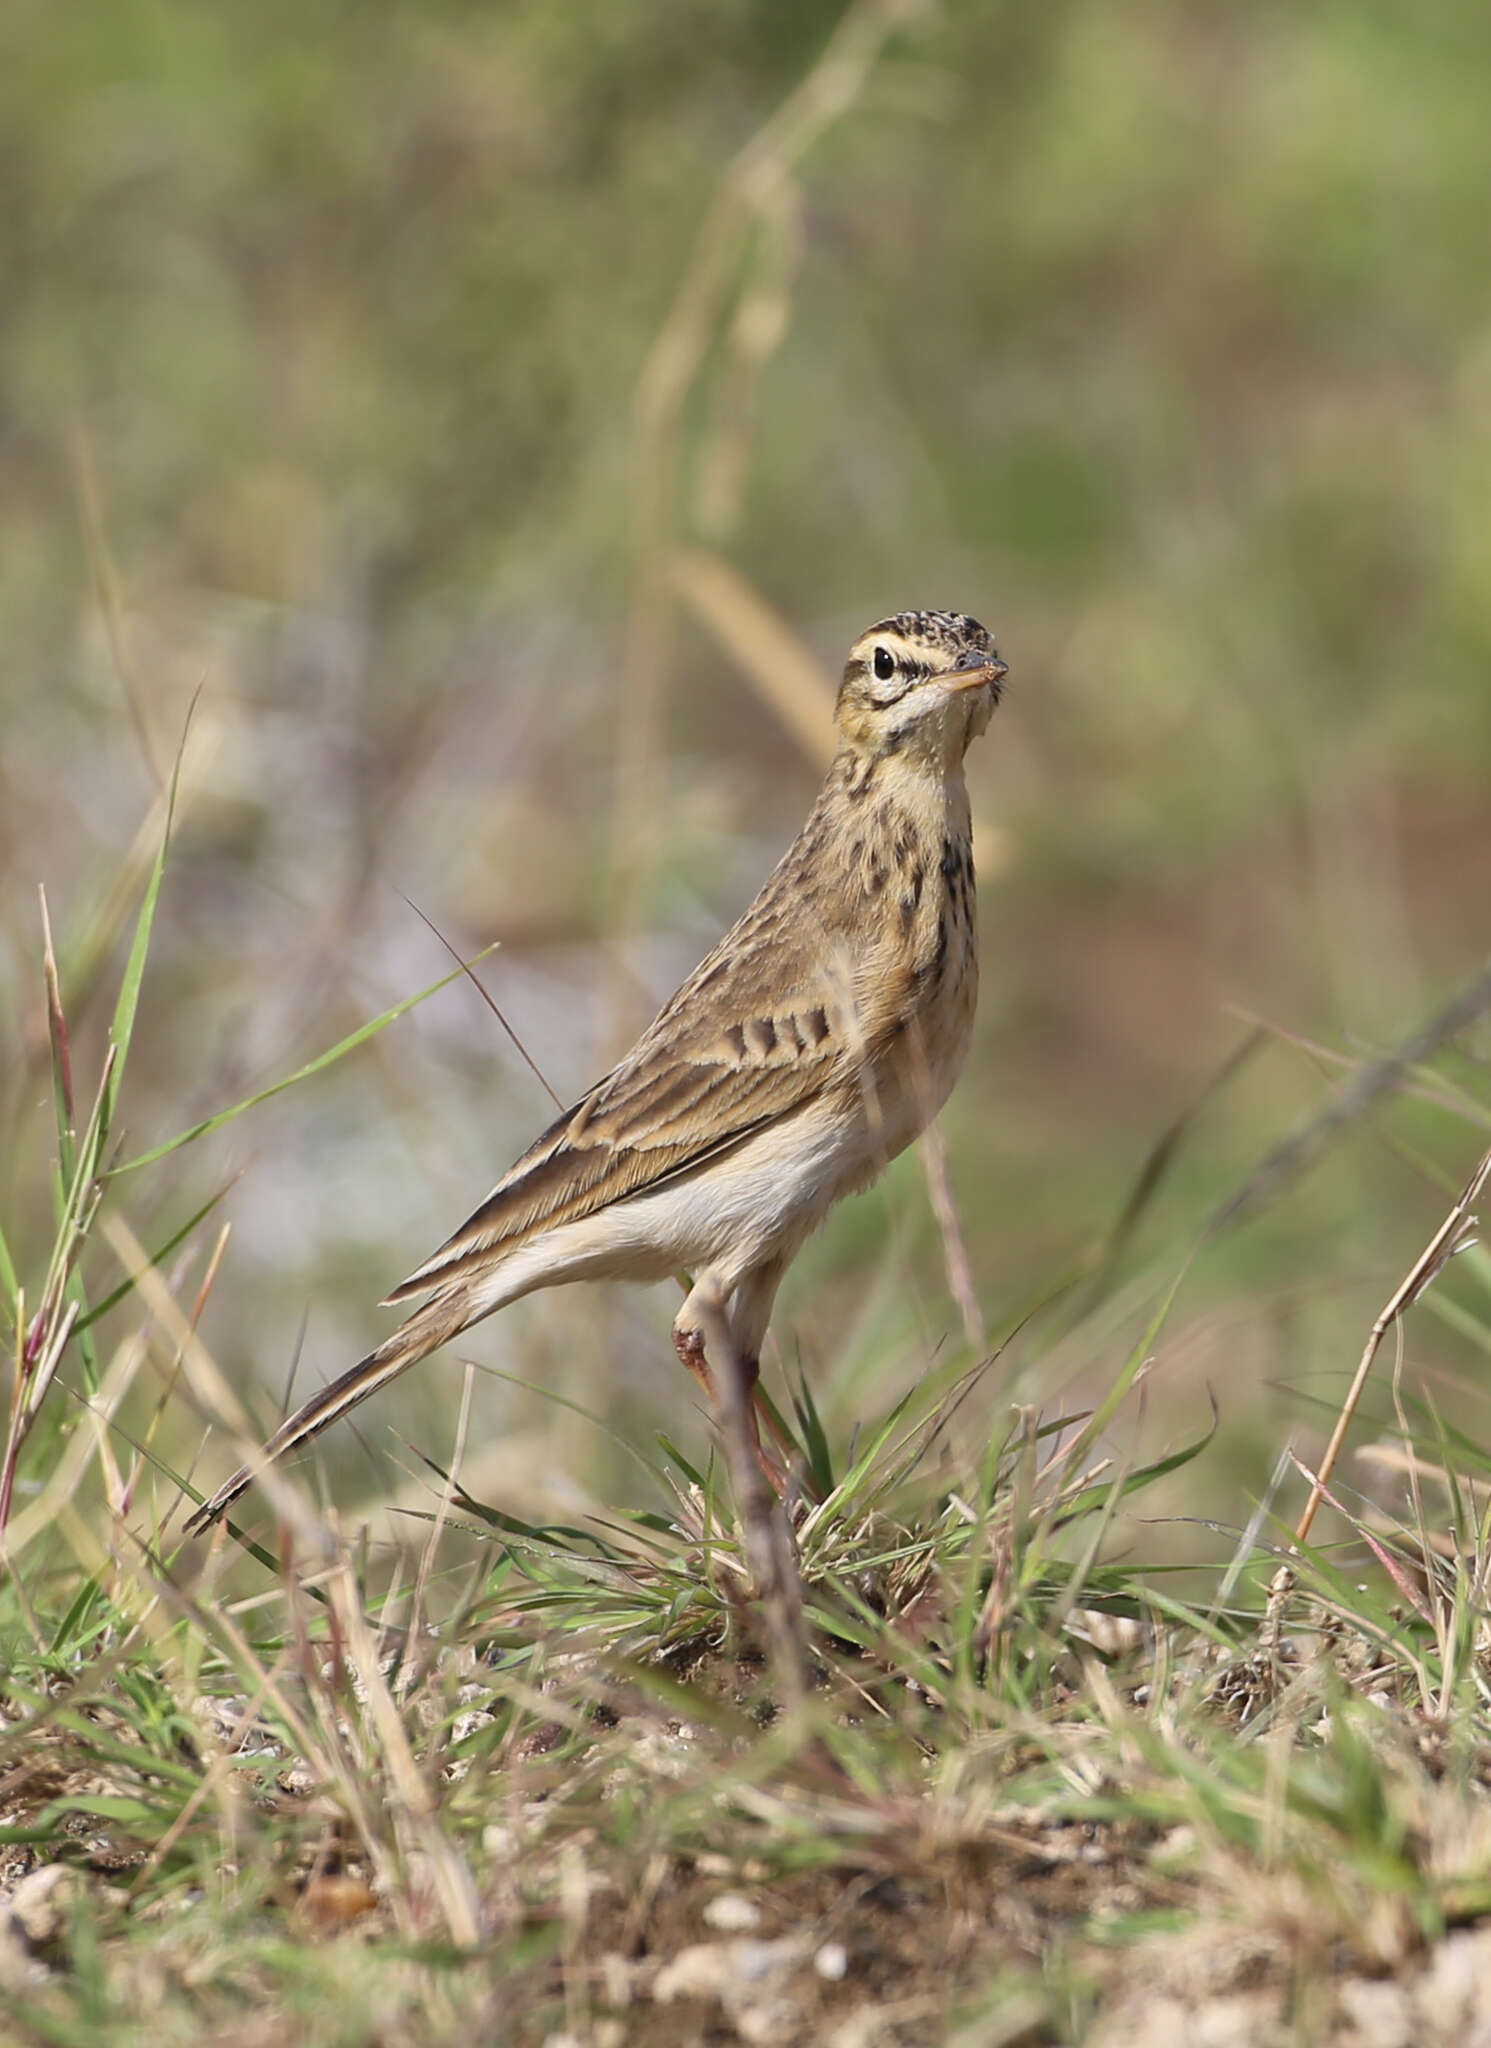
(398, 893, 562, 1111)
(1296, 1145, 1490, 1551)
(1261, 1143, 1491, 1649)
(917, 1123, 985, 1350)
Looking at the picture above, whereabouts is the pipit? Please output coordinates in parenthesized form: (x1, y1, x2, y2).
(185, 609, 1007, 1533)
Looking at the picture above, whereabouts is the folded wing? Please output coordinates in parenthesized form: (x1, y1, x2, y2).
(386, 973, 851, 1303)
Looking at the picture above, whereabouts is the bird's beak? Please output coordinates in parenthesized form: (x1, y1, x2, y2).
(940, 655, 1009, 693)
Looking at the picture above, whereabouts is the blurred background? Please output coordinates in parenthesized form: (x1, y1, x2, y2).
(2, 0, 1489, 1555)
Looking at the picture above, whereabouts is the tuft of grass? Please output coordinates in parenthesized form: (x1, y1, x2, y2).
(4, 815, 1491, 2044)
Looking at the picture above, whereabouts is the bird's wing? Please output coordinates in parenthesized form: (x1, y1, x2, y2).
(385, 908, 874, 1304)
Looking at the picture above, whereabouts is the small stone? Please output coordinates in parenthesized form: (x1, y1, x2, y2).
(7, 1865, 73, 1948)
(1337, 1976, 1412, 2048)
(815, 1940, 849, 1981)
(655, 1941, 735, 2003)
(0, 1923, 46, 1993)
(824, 2008, 888, 2048)
(599, 1952, 637, 2007)
(703, 1891, 762, 1933)
(737, 1998, 802, 2044)
(732, 1939, 795, 1983)
(653, 1935, 809, 2007)
(1416, 1926, 1491, 2031)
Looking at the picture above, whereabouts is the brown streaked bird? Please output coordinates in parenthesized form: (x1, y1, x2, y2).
(184, 610, 1008, 1533)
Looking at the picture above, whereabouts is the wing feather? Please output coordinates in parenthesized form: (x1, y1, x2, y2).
(385, 928, 868, 1303)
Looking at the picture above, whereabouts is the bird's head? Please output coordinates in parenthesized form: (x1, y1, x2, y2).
(835, 610, 1008, 768)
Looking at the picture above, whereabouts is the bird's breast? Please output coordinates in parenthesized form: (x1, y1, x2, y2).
(836, 811, 979, 1166)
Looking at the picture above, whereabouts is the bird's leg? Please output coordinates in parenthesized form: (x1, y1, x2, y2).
(740, 1358, 799, 1485)
(720, 1255, 800, 1488)
(735, 1350, 791, 1495)
(678, 1277, 809, 1705)
(673, 1326, 787, 1494)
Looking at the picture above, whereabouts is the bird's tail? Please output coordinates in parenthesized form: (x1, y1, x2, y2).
(182, 1281, 481, 1535)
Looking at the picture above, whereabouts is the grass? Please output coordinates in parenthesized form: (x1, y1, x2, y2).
(8, 5, 1491, 2040)
(4, 825, 1491, 2047)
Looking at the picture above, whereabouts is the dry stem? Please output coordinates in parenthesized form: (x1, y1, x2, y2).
(1262, 1143, 1491, 1650)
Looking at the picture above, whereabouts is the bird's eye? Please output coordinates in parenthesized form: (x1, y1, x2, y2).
(872, 646, 896, 682)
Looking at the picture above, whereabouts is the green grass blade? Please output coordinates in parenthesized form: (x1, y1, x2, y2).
(1055, 1404, 1219, 1526)
(655, 1434, 705, 1486)
(787, 1368, 834, 1494)
(0, 1217, 17, 1314)
(1062, 1257, 1192, 1470)
(40, 886, 77, 1187)
(74, 1186, 232, 1334)
(410, 1450, 617, 1554)
(1074, 1027, 1265, 1320)
(108, 947, 496, 1177)
(104, 749, 185, 1134)
(50, 1576, 106, 1654)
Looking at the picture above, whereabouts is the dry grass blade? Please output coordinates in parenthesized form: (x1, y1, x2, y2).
(397, 893, 562, 1110)
(38, 884, 74, 1137)
(1208, 959, 1491, 1238)
(321, 1553, 484, 1947)
(672, 547, 837, 767)
(1283, 1451, 1436, 1624)
(1262, 1143, 1491, 1646)
(917, 1120, 986, 1350)
(98, 1211, 330, 1551)
(0, 1307, 151, 1566)
(68, 413, 161, 787)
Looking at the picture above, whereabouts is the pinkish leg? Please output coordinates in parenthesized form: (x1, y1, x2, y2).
(673, 1326, 787, 1495)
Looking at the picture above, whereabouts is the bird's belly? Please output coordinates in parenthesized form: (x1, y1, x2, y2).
(622, 1104, 864, 1272)
(483, 1100, 863, 1306)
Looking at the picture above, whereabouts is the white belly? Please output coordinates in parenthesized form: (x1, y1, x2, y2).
(464, 1091, 887, 1318)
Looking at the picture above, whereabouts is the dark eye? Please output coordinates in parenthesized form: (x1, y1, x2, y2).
(872, 646, 896, 682)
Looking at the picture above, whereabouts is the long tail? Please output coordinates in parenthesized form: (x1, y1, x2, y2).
(182, 1282, 481, 1534)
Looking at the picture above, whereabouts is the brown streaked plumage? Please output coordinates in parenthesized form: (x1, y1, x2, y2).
(184, 610, 1008, 1533)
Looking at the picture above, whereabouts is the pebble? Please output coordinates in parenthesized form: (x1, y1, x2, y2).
(7, 1865, 73, 1947)
(703, 1891, 762, 1932)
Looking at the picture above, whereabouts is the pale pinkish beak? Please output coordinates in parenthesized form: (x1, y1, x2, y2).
(940, 655, 1009, 693)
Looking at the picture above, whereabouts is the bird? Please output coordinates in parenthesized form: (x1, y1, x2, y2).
(184, 609, 1008, 1534)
